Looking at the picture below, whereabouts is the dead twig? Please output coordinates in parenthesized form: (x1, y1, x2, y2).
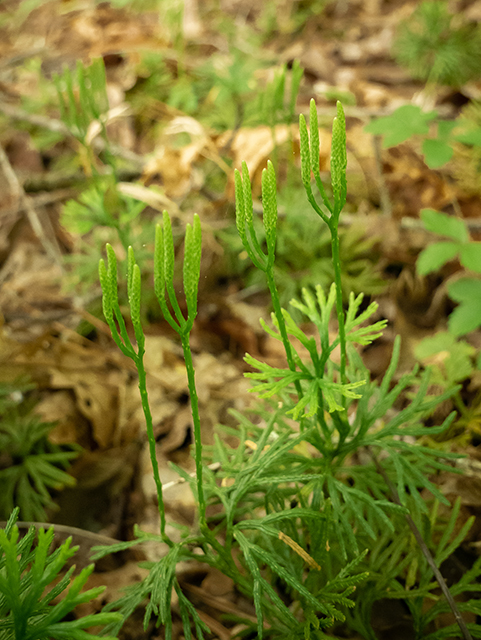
(0, 144, 62, 266)
(0, 101, 145, 169)
(369, 448, 473, 640)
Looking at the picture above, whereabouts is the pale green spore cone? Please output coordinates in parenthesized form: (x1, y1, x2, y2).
(162, 210, 175, 287)
(106, 243, 118, 292)
(261, 160, 278, 263)
(154, 221, 165, 305)
(242, 161, 254, 229)
(99, 242, 119, 326)
(234, 163, 266, 272)
(98, 258, 113, 324)
(127, 245, 135, 302)
(309, 99, 320, 179)
(183, 213, 202, 318)
(299, 113, 312, 194)
(234, 168, 247, 245)
(330, 101, 347, 210)
(129, 263, 144, 349)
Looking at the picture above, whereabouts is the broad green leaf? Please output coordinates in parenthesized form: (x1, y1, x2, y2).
(416, 241, 459, 275)
(422, 138, 453, 168)
(448, 278, 481, 335)
(454, 125, 481, 147)
(448, 277, 481, 303)
(420, 209, 469, 242)
(365, 105, 437, 148)
(415, 332, 474, 383)
(460, 242, 481, 273)
(445, 340, 476, 383)
(448, 300, 481, 336)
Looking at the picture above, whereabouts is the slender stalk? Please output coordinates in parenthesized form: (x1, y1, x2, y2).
(266, 269, 303, 402)
(180, 333, 206, 531)
(370, 449, 473, 640)
(136, 356, 171, 545)
(329, 225, 347, 387)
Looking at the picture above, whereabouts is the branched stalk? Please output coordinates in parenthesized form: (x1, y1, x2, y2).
(235, 160, 304, 406)
(99, 245, 170, 544)
(153, 212, 207, 531)
(300, 99, 348, 391)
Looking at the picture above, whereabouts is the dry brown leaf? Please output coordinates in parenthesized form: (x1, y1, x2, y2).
(34, 389, 82, 445)
(218, 125, 292, 178)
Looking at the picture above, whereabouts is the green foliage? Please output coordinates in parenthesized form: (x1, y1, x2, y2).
(413, 209, 481, 443)
(392, 1, 481, 87)
(257, 60, 304, 129)
(447, 278, 481, 337)
(52, 58, 163, 312)
(53, 58, 109, 146)
(0, 508, 121, 640)
(220, 182, 386, 315)
(365, 101, 481, 176)
(62, 180, 146, 238)
(415, 331, 476, 387)
(350, 498, 481, 640)
(0, 382, 78, 522)
(416, 209, 481, 337)
(414, 329, 481, 442)
(256, 0, 328, 38)
(95, 99, 478, 639)
(61, 179, 153, 296)
(365, 104, 437, 149)
(130, 47, 303, 135)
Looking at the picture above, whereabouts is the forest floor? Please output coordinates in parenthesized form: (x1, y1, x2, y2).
(1, 0, 481, 638)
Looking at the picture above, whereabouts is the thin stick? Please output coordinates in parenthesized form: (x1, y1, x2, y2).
(370, 449, 473, 640)
(0, 144, 62, 265)
(0, 102, 144, 169)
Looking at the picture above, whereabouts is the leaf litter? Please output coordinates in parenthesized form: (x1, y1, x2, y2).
(1, 0, 481, 637)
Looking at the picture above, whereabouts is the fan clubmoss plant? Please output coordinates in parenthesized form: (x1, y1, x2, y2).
(0, 382, 79, 522)
(393, 1, 481, 87)
(0, 508, 121, 640)
(95, 100, 478, 639)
